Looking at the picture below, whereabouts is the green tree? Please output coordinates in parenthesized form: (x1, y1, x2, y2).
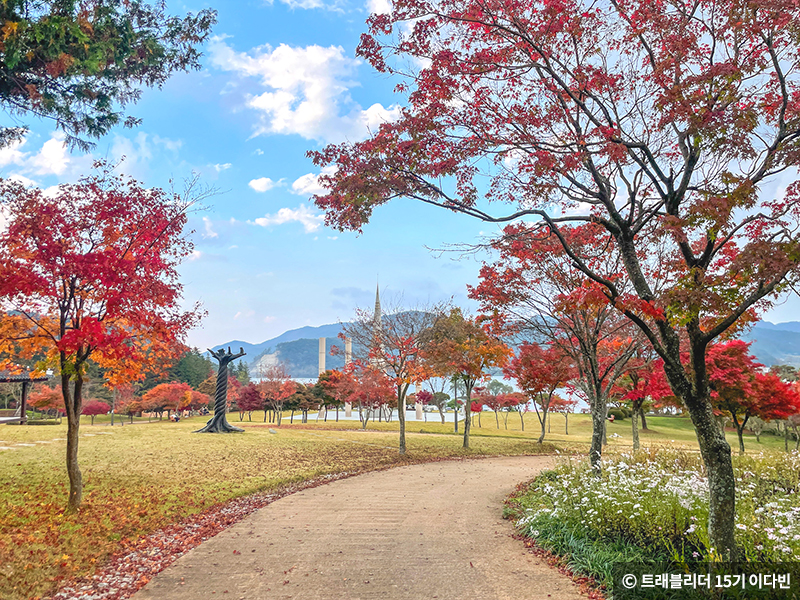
(0, 1, 216, 150)
(232, 360, 250, 385)
(167, 348, 213, 388)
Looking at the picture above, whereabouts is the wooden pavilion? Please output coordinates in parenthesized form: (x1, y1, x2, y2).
(0, 368, 50, 424)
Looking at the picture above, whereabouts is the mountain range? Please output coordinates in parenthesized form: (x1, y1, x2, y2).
(213, 319, 800, 378)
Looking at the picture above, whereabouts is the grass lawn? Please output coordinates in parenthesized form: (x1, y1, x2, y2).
(291, 410, 794, 454)
(0, 410, 791, 599)
(0, 415, 554, 600)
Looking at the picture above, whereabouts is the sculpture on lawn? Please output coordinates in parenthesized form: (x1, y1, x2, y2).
(195, 347, 246, 433)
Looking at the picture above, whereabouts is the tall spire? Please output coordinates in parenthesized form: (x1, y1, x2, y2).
(373, 281, 382, 327)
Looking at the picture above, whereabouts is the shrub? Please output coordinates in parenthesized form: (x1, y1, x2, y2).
(608, 408, 627, 421)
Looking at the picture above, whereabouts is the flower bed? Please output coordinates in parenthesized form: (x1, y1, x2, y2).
(506, 449, 800, 588)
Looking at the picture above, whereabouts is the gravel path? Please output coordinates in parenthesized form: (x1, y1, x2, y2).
(132, 455, 584, 600)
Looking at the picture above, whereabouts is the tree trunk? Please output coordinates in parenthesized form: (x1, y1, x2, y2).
(494, 411, 499, 429)
(589, 398, 605, 474)
(734, 417, 746, 455)
(463, 382, 473, 449)
(537, 408, 547, 444)
(631, 408, 640, 452)
(564, 412, 568, 435)
(519, 410, 525, 432)
(685, 395, 737, 558)
(439, 407, 445, 425)
(398, 386, 407, 455)
(63, 365, 85, 513)
(784, 422, 790, 452)
(639, 408, 648, 430)
(66, 412, 82, 511)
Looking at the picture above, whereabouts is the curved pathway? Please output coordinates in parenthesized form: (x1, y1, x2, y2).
(133, 456, 584, 600)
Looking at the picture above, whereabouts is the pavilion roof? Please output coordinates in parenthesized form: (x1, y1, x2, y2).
(0, 367, 50, 383)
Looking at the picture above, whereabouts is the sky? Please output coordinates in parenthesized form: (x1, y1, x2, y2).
(0, 0, 798, 351)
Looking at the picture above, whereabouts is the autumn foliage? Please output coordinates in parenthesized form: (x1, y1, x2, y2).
(0, 165, 203, 510)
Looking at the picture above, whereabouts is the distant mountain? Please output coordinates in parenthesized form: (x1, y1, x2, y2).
(740, 321, 800, 368)
(211, 322, 349, 371)
(213, 318, 800, 378)
(749, 321, 800, 333)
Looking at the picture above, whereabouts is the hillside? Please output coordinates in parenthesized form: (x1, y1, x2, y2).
(740, 321, 800, 367)
(214, 319, 800, 378)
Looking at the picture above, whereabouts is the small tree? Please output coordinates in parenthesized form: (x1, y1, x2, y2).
(28, 385, 64, 418)
(0, 168, 204, 511)
(257, 364, 295, 424)
(142, 382, 193, 420)
(236, 383, 263, 422)
(341, 298, 445, 453)
(81, 400, 110, 425)
(550, 395, 578, 435)
(707, 342, 800, 454)
(352, 364, 395, 429)
(421, 309, 511, 448)
(320, 368, 358, 422)
(505, 343, 573, 444)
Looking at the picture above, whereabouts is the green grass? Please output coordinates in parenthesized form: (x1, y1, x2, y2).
(283, 411, 796, 454)
(1, 410, 793, 599)
(0, 415, 555, 600)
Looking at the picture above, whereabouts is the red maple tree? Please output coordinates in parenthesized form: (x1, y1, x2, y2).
(505, 343, 574, 444)
(706, 341, 800, 454)
(236, 383, 264, 421)
(471, 224, 643, 466)
(257, 364, 295, 425)
(81, 400, 110, 425)
(308, 0, 800, 552)
(0, 165, 203, 511)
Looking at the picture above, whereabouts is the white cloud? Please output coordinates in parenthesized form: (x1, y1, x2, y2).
(7, 174, 38, 187)
(248, 177, 283, 192)
(188, 250, 203, 261)
(291, 165, 337, 196)
(0, 132, 73, 177)
(213, 163, 232, 172)
(251, 204, 324, 233)
(263, 315, 277, 323)
(202, 217, 219, 239)
(108, 132, 183, 179)
(253, 149, 264, 155)
(234, 310, 256, 320)
(367, 0, 392, 14)
(208, 38, 400, 143)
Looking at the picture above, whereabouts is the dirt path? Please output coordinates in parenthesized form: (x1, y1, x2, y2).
(132, 456, 584, 600)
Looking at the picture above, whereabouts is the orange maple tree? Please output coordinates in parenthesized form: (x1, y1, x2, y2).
(0, 164, 203, 511)
(421, 308, 511, 448)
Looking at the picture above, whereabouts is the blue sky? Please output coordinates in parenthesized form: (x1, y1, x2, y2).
(0, 0, 797, 350)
